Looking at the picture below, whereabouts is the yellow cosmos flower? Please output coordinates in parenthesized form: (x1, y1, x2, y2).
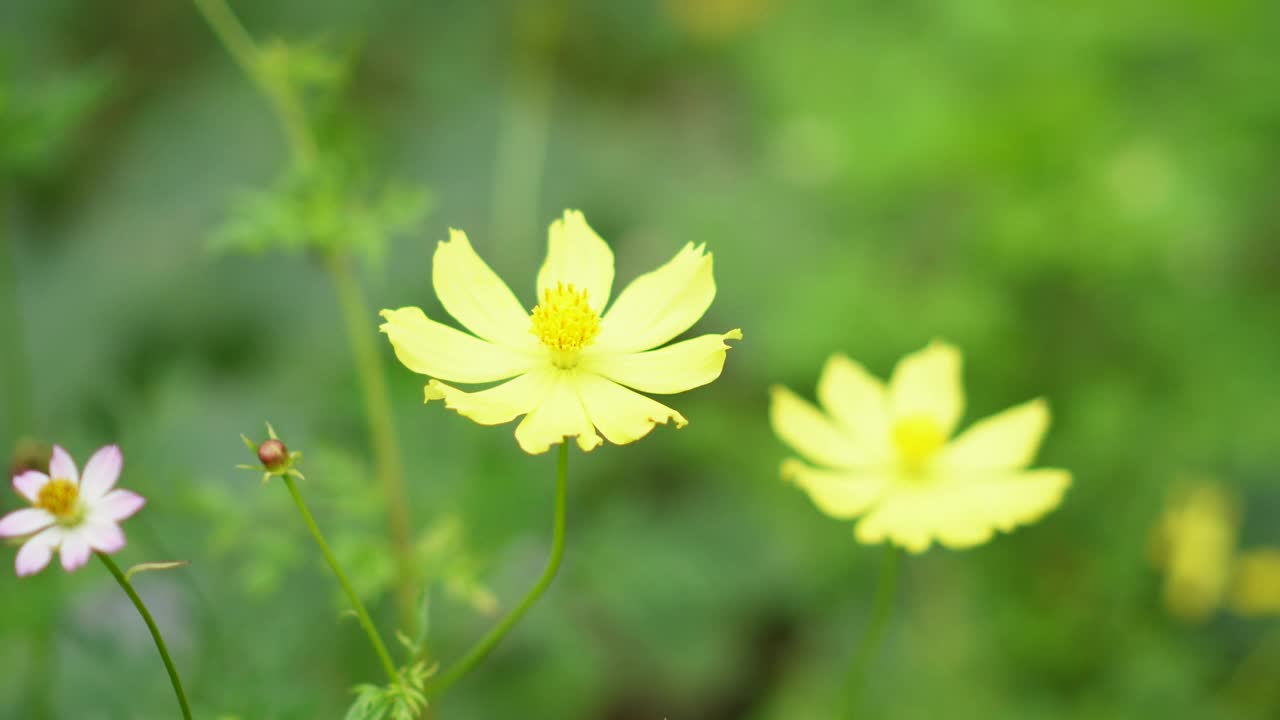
(381, 210, 741, 454)
(1150, 482, 1239, 621)
(770, 341, 1071, 553)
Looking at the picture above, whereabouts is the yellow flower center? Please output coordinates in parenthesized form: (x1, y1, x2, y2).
(36, 478, 83, 523)
(530, 283, 601, 368)
(892, 416, 946, 472)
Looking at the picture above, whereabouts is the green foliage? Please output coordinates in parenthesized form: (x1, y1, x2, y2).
(210, 154, 431, 263)
(202, 29, 431, 262)
(254, 36, 349, 114)
(4, 0, 1280, 718)
(345, 662, 433, 720)
(0, 58, 114, 180)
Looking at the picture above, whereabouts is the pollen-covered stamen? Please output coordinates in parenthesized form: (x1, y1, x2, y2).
(36, 478, 82, 522)
(530, 282, 601, 367)
(892, 416, 947, 472)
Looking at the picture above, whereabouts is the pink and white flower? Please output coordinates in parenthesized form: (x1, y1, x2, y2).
(0, 444, 145, 577)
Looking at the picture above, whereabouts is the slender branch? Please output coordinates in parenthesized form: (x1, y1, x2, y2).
(844, 544, 900, 717)
(281, 474, 401, 684)
(194, 0, 418, 631)
(327, 254, 418, 633)
(97, 553, 194, 720)
(193, 0, 316, 166)
(426, 443, 570, 697)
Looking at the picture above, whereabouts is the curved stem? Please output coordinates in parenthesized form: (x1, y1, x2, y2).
(281, 474, 400, 684)
(328, 254, 418, 634)
(844, 544, 900, 717)
(427, 443, 569, 698)
(97, 553, 194, 720)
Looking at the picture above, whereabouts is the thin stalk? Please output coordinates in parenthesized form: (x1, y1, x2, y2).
(193, 0, 316, 166)
(97, 553, 193, 720)
(194, 0, 418, 631)
(282, 474, 400, 684)
(426, 443, 569, 698)
(844, 544, 901, 717)
(328, 253, 418, 632)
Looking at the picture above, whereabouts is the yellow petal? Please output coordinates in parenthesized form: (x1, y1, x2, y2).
(424, 368, 554, 425)
(584, 329, 742, 394)
(888, 340, 964, 436)
(514, 371, 603, 454)
(941, 398, 1049, 470)
(595, 243, 714, 353)
(380, 307, 534, 383)
(782, 459, 887, 519)
(816, 353, 892, 463)
(1155, 483, 1238, 621)
(1230, 549, 1280, 617)
(769, 386, 866, 469)
(537, 210, 614, 314)
(433, 229, 537, 349)
(575, 372, 687, 446)
(854, 469, 1070, 553)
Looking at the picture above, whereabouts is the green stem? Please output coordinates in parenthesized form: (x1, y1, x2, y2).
(427, 443, 569, 698)
(194, 0, 418, 632)
(328, 253, 418, 633)
(193, 0, 316, 167)
(281, 474, 400, 684)
(844, 544, 900, 717)
(97, 553, 194, 720)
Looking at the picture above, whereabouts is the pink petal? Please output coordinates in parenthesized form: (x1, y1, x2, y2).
(13, 471, 50, 503)
(15, 527, 62, 578)
(93, 489, 146, 523)
(49, 445, 78, 484)
(80, 445, 123, 502)
(0, 508, 55, 538)
(81, 521, 126, 554)
(59, 532, 91, 572)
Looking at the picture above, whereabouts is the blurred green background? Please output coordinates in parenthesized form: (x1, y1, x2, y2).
(3, 0, 1280, 718)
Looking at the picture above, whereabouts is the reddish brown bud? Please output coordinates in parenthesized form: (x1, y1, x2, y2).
(9, 437, 50, 478)
(257, 439, 289, 471)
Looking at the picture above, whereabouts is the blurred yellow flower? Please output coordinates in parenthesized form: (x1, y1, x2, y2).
(1230, 549, 1280, 617)
(381, 210, 741, 454)
(770, 341, 1071, 553)
(662, 0, 773, 42)
(1151, 483, 1238, 622)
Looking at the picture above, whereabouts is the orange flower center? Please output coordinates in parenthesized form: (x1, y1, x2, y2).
(36, 478, 82, 521)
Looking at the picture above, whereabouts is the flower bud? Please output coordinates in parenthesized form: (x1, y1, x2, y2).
(9, 437, 50, 478)
(257, 439, 289, 471)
